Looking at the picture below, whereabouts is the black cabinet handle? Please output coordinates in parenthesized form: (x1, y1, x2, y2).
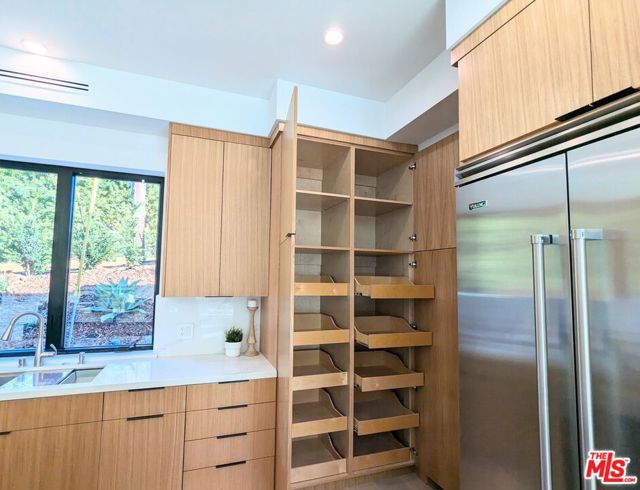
(0, 431, 11, 436)
(219, 380, 249, 385)
(128, 386, 165, 393)
(126, 414, 164, 422)
(217, 432, 248, 440)
(215, 461, 246, 469)
(218, 404, 248, 411)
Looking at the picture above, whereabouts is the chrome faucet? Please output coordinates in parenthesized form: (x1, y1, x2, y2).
(1, 312, 56, 367)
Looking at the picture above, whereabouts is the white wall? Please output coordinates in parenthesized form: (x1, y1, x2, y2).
(446, 0, 507, 48)
(154, 297, 262, 357)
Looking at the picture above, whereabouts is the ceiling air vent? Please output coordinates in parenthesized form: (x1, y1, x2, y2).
(0, 68, 89, 92)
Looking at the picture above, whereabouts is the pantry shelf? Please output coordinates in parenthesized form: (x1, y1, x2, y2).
(291, 434, 346, 483)
(292, 389, 347, 438)
(293, 313, 349, 346)
(354, 276, 434, 299)
(354, 351, 424, 391)
(292, 349, 348, 391)
(352, 432, 412, 472)
(295, 275, 349, 297)
(353, 391, 419, 436)
(355, 316, 433, 349)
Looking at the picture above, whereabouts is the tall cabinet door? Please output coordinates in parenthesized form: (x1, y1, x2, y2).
(590, 0, 640, 102)
(567, 127, 640, 483)
(279, 87, 298, 243)
(163, 135, 224, 296)
(220, 142, 271, 296)
(457, 0, 592, 161)
(456, 155, 579, 490)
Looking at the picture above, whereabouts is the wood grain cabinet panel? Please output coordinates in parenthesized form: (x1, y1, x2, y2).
(413, 133, 458, 250)
(103, 386, 186, 420)
(457, 0, 592, 162)
(186, 378, 276, 410)
(219, 142, 271, 296)
(185, 402, 276, 440)
(0, 422, 101, 490)
(98, 413, 185, 490)
(0, 393, 102, 432)
(162, 135, 224, 296)
(183, 457, 274, 490)
(590, 0, 640, 102)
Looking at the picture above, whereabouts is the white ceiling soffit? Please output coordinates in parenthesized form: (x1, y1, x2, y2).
(0, 0, 445, 101)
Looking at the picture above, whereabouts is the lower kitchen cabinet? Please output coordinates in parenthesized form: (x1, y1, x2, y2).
(183, 457, 275, 490)
(98, 413, 185, 490)
(0, 422, 102, 490)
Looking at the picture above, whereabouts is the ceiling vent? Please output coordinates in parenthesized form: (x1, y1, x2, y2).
(0, 68, 89, 92)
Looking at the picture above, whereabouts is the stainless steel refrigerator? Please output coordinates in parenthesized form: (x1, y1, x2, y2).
(457, 118, 640, 490)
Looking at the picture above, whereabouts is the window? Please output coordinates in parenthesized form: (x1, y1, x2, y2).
(0, 160, 163, 355)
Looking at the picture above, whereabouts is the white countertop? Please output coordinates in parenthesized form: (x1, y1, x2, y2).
(0, 353, 276, 401)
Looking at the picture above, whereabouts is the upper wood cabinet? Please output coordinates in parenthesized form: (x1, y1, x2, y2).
(220, 142, 271, 296)
(163, 135, 224, 296)
(590, 0, 640, 102)
(163, 130, 272, 297)
(457, 0, 593, 162)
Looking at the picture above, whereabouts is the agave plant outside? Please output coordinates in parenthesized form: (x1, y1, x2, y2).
(85, 277, 147, 323)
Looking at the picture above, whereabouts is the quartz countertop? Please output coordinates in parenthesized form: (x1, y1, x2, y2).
(0, 353, 276, 401)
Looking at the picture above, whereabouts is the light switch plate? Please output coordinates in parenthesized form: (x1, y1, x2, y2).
(176, 323, 194, 339)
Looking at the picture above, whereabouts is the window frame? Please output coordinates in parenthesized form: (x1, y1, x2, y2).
(0, 159, 164, 357)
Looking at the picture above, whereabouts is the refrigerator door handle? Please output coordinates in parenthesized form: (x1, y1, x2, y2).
(571, 228, 603, 490)
(531, 234, 558, 490)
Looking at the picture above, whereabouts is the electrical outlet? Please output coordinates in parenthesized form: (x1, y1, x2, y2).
(177, 323, 194, 339)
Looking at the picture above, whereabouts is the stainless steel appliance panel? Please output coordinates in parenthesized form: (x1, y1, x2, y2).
(457, 155, 580, 490)
(568, 127, 640, 484)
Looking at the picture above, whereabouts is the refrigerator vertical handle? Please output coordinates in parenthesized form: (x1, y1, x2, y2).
(531, 234, 556, 490)
(571, 228, 603, 490)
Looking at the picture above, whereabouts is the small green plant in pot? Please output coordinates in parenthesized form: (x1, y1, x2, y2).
(224, 327, 243, 357)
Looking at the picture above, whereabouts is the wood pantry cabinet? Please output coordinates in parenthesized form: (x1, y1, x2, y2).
(455, 0, 640, 163)
(263, 87, 460, 489)
(162, 125, 272, 297)
(0, 378, 277, 490)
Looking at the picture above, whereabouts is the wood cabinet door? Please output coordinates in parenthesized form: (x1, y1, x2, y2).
(590, 0, 640, 102)
(219, 142, 271, 296)
(0, 422, 101, 490)
(163, 135, 224, 296)
(413, 133, 458, 251)
(98, 413, 185, 490)
(279, 87, 298, 243)
(457, 0, 592, 162)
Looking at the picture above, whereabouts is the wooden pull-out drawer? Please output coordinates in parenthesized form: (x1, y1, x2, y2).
(186, 378, 275, 410)
(183, 457, 274, 490)
(103, 386, 186, 420)
(185, 402, 275, 440)
(0, 393, 103, 432)
(184, 429, 275, 471)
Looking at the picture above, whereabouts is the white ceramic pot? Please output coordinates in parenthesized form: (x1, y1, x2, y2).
(224, 341, 242, 357)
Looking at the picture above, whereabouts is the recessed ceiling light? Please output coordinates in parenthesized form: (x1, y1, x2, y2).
(324, 28, 344, 46)
(21, 39, 48, 56)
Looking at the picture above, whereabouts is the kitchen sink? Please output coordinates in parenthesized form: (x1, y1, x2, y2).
(0, 373, 18, 387)
(58, 368, 103, 384)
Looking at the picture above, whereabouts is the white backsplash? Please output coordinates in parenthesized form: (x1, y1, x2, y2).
(153, 296, 261, 357)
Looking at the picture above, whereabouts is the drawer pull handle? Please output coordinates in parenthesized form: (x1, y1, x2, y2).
(128, 386, 165, 393)
(218, 404, 248, 411)
(216, 461, 247, 469)
(0, 431, 11, 436)
(127, 414, 164, 422)
(219, 380, 250, 385)
(217, 432, 248, 440)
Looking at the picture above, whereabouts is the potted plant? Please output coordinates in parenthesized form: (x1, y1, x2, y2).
(224, 327, 243, 357)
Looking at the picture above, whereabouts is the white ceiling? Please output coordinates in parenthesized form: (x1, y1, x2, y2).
(0, 0, 445, 101)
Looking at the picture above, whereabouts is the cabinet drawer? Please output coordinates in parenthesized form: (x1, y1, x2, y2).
(103, 386, 186, 420)
(184, 429, 275, 471)
(186, 378, 275, 410)
(185, 402, 275, 440)
(0, 393, 103, 432)
(183, 457, 274, 490)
